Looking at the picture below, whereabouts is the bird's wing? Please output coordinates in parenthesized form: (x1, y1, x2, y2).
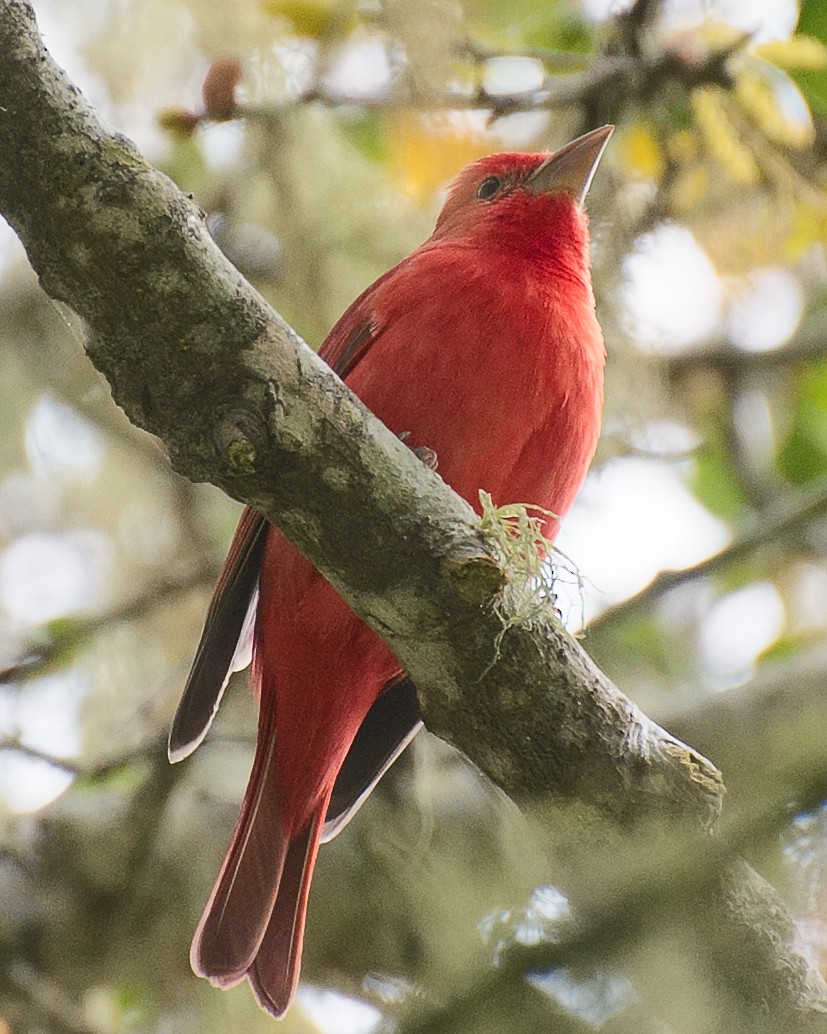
(169, 282, 422, 787)
(316, 264, 398, 374)
(321, 314, 377, 379)
(168, 505, 268, 762)
(315, 292, 424, 832)
(322, 677, 422, 841)
(168, 296, 380, 764)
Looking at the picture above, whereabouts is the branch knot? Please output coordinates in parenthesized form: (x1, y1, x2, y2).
(215, 408, 264, 474)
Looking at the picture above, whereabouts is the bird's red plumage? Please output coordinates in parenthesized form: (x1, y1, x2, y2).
(182, 132, 610, 1017)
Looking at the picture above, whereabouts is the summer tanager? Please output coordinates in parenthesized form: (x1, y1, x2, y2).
(169, 124, 612, 1017)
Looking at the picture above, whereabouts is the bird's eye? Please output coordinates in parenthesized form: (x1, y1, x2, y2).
(476, 175, 502, 200)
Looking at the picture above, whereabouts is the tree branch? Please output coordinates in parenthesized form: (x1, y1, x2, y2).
(0, 1, 824, 1027)
(0, 0, 718, 830)
(245, 38, 738, 126)
(664, 318, 827, 374)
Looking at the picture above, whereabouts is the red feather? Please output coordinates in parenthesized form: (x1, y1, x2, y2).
(173, 129, 612, 1017)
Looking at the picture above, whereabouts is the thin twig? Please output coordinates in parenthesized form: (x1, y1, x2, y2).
(586, 478, 827, 637)
(228, 39, 740, 123)
(665, 319, 827, 374)
(0, 563, 217, 685)
(0, 733, 164, 780)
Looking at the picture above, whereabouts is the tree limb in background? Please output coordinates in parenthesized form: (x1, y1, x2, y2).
(0, 1, 825, 1029)
(669, 650, 827, 839)
(587, 476, 827, 637)
(0, 563, 217, 686)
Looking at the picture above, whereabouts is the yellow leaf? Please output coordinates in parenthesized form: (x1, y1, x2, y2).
(692, 87, 760, 186)
(262, 0, 351, 39)
(756, 35, 827, 71)
(669, 164, 710, 212)
(736, 66, 814, 148)
(388, 114, 491, 203)
(667, 128, 700, 164)
(617, 122, 665, 183)
(786, 198, 827, 259)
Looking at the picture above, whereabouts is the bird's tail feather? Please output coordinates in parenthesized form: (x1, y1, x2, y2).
(190, 694, 287, 986)
(248, 796, 329, 1017)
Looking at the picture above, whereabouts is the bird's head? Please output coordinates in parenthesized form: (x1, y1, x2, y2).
(432, 125, 613, 266)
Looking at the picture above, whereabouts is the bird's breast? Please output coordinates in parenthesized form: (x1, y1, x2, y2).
(346, 247, 604, 532)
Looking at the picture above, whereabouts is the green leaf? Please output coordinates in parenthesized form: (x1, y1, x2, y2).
(759, 629, 820, 665)
(341, 111, 387, 163)
(692, 420, 750, 523)
(114, 983, 155, 1026)
(74, 759, 150, 795)
(790, 0, 827, 111)
(798, 0, 827, 44)
(542, 14, 593, 54)
(469, 0, 593, 56)
(618, 616, 694, 680)
(778, 360, 827, 484)
(789, 67, 827, 116)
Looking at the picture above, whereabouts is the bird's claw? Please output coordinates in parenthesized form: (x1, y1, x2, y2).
(413, 446, 438, 470)
(398, 432, 438, 471)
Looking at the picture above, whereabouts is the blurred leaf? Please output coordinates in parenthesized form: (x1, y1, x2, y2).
(616, 616, 694, 682)
(261, 0, 353, 39)
(736, 62, 814, 149)
(43, 615, 83, 643)
(759, 629, 823, 665)
(756, 35, 827, 72)
(85, 983, 156, 1031)
(157, 107, 200, 138)
(798, 0, 827, 45)
(468, 0, 593, 55)
(778, 361, 827, 484)
(692, 86, 760, 186)
(789, 66, 827, 117)
(157, 133, 210, 197)
(114, 983, 155, 1026)
(790, 5, 827, 113)
(74, 759, 151, 795)
(388, 114, 489, 203)
(668, 162, 711, 212)
(30, 615, 88, 671)
(692, 422, 751, 524)
(547, 14, 594, 54)
(617, 121, 666, 183)
(787, 199, 827, 258)
(341, 111, 388, 163)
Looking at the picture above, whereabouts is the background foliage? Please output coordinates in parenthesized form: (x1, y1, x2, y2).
(2, 0, 827, 1030)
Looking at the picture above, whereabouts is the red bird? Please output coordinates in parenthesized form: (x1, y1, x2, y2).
(169, 125, 612, 1017)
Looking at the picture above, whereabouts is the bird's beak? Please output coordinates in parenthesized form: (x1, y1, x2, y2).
(526, 125, 614, 206)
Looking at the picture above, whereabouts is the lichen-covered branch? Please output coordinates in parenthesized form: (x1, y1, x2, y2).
(0, 0, 717, 831)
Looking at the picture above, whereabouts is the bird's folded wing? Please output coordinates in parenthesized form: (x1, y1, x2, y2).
(168, 505, 268, 762)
